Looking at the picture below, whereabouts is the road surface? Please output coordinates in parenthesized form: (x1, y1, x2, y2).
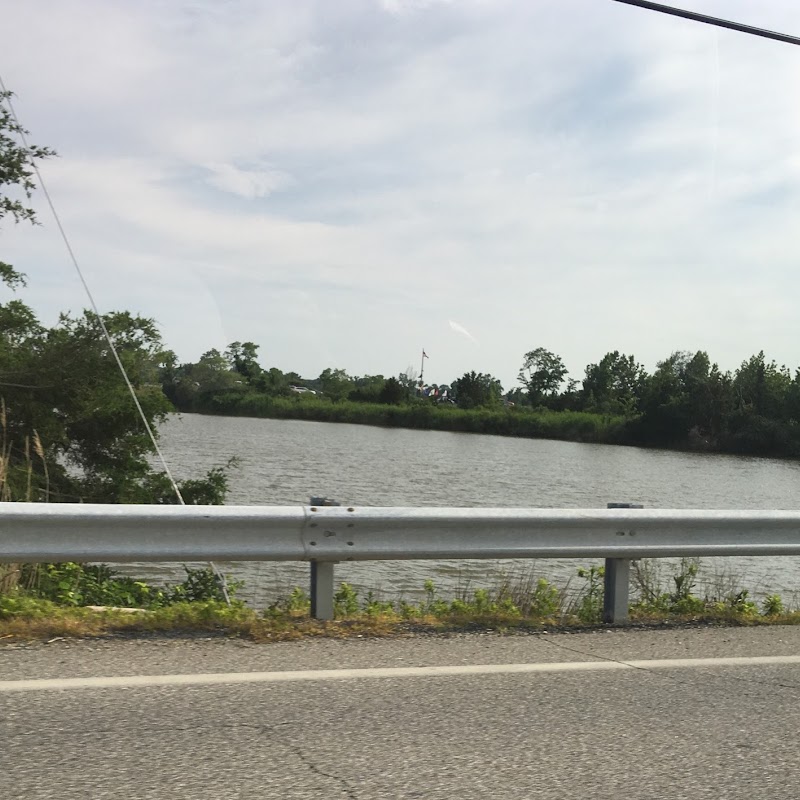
(2, 626, 800, 799)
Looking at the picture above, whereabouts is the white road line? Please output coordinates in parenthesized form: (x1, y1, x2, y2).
(2, 655, 800, 693)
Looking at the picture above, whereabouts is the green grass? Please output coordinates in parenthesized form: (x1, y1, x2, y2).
(4, 564, 800, 643)
(192, 392, 633, 445)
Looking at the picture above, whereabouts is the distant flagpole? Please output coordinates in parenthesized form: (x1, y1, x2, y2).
(420, 348, 429, 393)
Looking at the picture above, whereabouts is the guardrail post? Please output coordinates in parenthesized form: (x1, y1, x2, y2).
(603, 557, 630, 624)
(309, 496, 340, 621)
(603, 502, 643, 624)
(310, 560, 336, 620)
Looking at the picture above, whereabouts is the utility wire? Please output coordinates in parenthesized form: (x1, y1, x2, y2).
(612, 0, 800, 47)
(0, 76, 231, 603)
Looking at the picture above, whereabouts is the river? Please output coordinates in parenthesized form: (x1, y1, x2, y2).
(123, 413, 800, 607)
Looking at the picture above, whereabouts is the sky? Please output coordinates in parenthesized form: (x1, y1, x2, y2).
(2, 0, 800, 390)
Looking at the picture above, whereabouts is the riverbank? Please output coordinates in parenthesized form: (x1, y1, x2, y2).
(185, 394, 633, 445)
(4, 599, 800, 644)
(177, 394, 800, 460)
(3, 561, 798, 643)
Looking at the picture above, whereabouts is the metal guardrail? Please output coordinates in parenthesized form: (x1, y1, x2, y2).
(3, 503, 800, 621)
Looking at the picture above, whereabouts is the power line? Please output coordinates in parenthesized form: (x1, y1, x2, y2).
(0, 78, 231, 603)
(0, 76, 186, 505)
(612, 0, 800, 47)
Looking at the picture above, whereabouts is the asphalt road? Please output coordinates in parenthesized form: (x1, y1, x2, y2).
(3, 626, 800, 799)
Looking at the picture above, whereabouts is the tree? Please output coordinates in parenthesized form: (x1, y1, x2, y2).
(518, 348, 568, 406)
(318, 367, 353, 402)
(398, 366, 418, 392)
(379, 376, 407, 405)
(504, 387, 530, 407)
(225, 341, 262, 382)
(638, 353, 691, 443)
(164, 348, 241, 408)
(787, 370, 800, 424)
(582, 351, 645, 415)
(453, 371, 503, 409)
(639, 351, 733, 444)
(732, 352, 791, 420)
(348, 374, 386, 403)
(1, 90, 56, 279)
(0, 292, 231, 502)
(255, 366, 291, 396)
(0, 88, 228, 505)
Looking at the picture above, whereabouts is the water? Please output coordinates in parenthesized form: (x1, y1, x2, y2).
(124, 413, 800, 606)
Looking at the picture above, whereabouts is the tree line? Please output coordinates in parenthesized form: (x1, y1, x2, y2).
(514, 346, 800, 455)
(165, 343, 800, 458)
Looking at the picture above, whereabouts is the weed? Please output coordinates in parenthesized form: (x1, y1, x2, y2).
(167, 566, 243, 604)
(763, 594, 784, 616)
(12, 563, 241, 610)
(4, 565, 800, 643)
(334, 582, 360, 617)
(631, 559, 664, 605)
(362, 591, 395, 616)
(574, 565, 605, 623)
(727, 590, 757, 615)
(491, 568, 563, 618)
(265, 587, 310, 617)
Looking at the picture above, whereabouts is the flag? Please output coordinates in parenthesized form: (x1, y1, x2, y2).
(422, 349, 429, 359)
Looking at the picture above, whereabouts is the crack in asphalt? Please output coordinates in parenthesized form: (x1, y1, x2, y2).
(260, 722, 359, 800)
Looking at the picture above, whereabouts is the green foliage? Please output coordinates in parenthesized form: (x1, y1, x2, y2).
(631, 558, 768, 618)
(525, 578, 562, 617)
(378, 376, 408, 405)
(668, 558, 704, 613)
(732, 352, 791, 419)
(519, 348, 568, 406)
(13, 563, 241, 609)
(575, 565, 605, 623)
(378, 378, 410, 405)
(225, 341, 262, 383)
(19, 563, 166, 608)
(0, 295, 233, 503)
(266, 587, 311, 617)
(4, 565, 797, 637)
(334, 582, 361, 616)
(631, 558, 704, 614)
(348, 374, 387, 404)
(726, 590, 757, 615)
(161, 330, 800, 460)
(0, 593, 59, 619)
(318, 367, 354, 402)
(582, 351, 645, 416)
(0, 90, 56, 231)
(453, 371, 503, 409)
(362, 590, 396, 616)
(167, 462, 236, 506)
(763, 594, 784, 616)
(179, 392, 632, 446)
(167, 566, 242, 604)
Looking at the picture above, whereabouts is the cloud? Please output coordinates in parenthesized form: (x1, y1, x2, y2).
(4, 0, 800, 388)
(449, 320, 478, 344)
(203, 163, 293, 199)
(378, 0, 455, 16)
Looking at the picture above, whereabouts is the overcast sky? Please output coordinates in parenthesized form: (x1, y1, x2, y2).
(2, 0, 800, 390)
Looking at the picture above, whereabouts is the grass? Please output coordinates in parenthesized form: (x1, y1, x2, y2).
(5, 562, 800, 644)
(4, 596, 800, 645)
(192, 393, 633, 446)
